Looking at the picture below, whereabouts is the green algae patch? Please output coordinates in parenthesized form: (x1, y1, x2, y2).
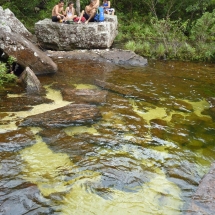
(20, 142, 76, 196)
(64, 126, 99, 136)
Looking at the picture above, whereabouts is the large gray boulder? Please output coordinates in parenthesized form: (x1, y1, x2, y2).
(0, 6, 57, 75)
(0, 6, 32, 38)
(35, 15, 118, 50)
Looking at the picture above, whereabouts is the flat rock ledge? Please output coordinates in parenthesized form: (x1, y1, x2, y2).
(186, 162, 215, 215)
(19, 104, 101, 128)
(62, 89, 108, 104)
(35, 15, 118, 50)
(46, 49, 148, 67)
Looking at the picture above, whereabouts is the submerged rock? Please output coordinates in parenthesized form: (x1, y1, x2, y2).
(61, 88, 108, 104)
(203, 97, 215, 119)
(171, 99, 194, 113)
(149, 119, 168, 140)
(207, 97, 215, 107)
(0, 128, 36, 151)
(35, 15, 118, 50)
(0, 95, 53, 112)
(94, 79, 158, 102)
(186, 162, 215, 215)
(19, 104, 101, 128)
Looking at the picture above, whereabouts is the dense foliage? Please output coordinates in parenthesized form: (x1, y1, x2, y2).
(0, 57, 17, 87)
(1, 0, 215, 61)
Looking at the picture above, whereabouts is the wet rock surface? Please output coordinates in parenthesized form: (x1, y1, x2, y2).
(0, 128, 36, 151)
(94, 79, 158, 102)
(62, 88, 108, 104)
(0, 94, 53, 112)
(35, 15, 118, 50)
(0, 30, 58, 75)
(186, 162, 215, 215)
(47, 49, 148, 67)
(0, 152, 53, 215)
(204, 98, 215, 120)
(207, 97, 215, 107)
(38, 128, 151, 193)
(19, 104, 101, 128)
(149, 119, 168, 140)
(159, 99, 194, 113)
(19, 67, 41, 94)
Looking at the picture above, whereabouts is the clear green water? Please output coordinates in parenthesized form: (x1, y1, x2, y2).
(0, 60, 215, 214)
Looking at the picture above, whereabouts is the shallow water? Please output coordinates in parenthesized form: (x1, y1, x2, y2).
(1, 59, 215, 214)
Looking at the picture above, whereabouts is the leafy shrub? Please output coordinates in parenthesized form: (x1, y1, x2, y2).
(0, 58, 17, 87)
(194, 42, 215, 61)
(155, 43, 166, 59)
(177, 42, 196, 60)
(190, 10, 215, 43)
(124, 40, 136, 52)
(136, 41, 152, 57)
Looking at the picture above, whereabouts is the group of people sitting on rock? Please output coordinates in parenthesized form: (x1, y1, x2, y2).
(51, 0, 115, 24)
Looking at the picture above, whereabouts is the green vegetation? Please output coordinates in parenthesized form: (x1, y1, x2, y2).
(1, 0, 215, 61)
(116, 12, 215, 61)
(0, 56, 17, 87)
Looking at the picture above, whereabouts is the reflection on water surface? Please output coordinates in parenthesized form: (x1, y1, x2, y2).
(1, 60, 215, 214)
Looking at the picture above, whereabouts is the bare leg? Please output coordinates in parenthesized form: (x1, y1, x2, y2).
(85, 13, 95, 24)
(85, 9, 96, 24)
(78, 10, 84, 23)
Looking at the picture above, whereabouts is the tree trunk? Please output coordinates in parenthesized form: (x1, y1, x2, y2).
(76, 0, 80, 15)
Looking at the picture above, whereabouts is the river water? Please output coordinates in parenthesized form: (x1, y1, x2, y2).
(0, 59, 215, 214)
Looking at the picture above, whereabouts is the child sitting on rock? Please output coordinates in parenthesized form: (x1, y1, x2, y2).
(102, 0, 115, 15)
(51, 0, 66, 22)
(65, 1, 77, 21)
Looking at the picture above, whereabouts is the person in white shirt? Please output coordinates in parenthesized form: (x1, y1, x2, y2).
(65, 1, 77, 21)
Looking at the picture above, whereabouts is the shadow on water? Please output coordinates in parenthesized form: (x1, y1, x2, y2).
(1, 59, 215, 214)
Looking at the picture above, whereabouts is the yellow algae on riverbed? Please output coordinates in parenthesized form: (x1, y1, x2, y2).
(129, 98, 211, 125)
(73, 84, 99, 90)
(188, 99, 210, 118)
(20, 141, 76, 196)
(20, 141, 101, 197)
(61, 170, 182, 215)
(19, 137, 183, 214)
(0, 86, 70, 132)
